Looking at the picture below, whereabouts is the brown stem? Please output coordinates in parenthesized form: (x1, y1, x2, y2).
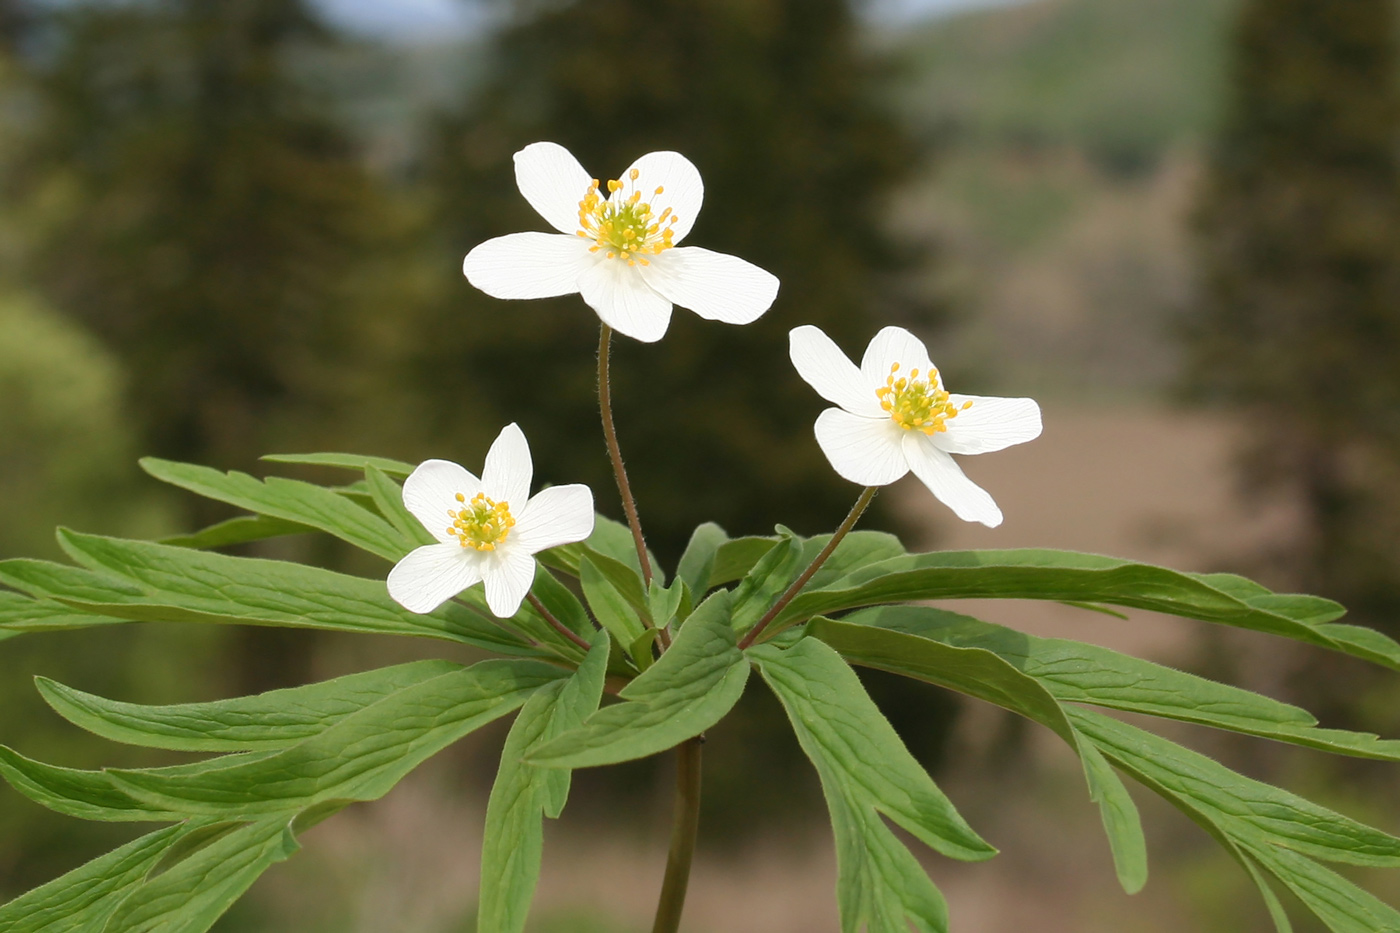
(736, 485, 878, 650)
(651, 736, 703, 933)
(526, 591, 592, 653)
(597, 323, 655, 587)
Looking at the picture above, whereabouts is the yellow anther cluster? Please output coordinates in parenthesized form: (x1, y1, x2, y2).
(445, 492, 516, 551)
(576, 168, 677, 266)
(875, 362, 973, 435)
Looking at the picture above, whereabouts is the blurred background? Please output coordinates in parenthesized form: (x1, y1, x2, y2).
(3, 0, 1400, 929)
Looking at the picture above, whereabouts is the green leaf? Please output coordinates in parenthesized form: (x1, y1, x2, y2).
(0, 823, 186, 932)
(1244, 843, 1400, 933)
(810, 614, 1147, 893)
(103, 815, 300, 933)
(729, 528, 804, 634)
(38, 660, 462, 752)
(45, 531, 534, 655)
(0, 746, 275, 822)
(1070, 708, 1400, 869)
(0, 590, 122, 633)
(140, 458, 406, 562)
(260, 451, 415, 476)
(158, 515, 314, 550)
(363, 465, 436, 548)
(106, 660, 566, 817)
(529, 592, 749, 769)
(852, 605, 1400, 762)
(579, 556, 647, 650)
(676, 522, 728, 597)
(478, 635, 608, 933)
(647, 579, 684, 631)
(801, 530, 906, 590)
(708, 536, 779, 588)
(774, 549, 1396, 670)
(753, 637, 995, 933)
(541, 515, 659, 581)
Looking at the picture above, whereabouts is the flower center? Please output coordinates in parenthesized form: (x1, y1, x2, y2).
(445, 492, 516, 551)
(576, 167, 678, 266)
(875, 363, 973, 435)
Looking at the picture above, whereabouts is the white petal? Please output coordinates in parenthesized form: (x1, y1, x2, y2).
(860, 326, 937, 388)
(512, 484, 596, 554)
(616, 150, 704, 244)
(639, 247, 779, 326)
(903, 434, 1003, 528)
(403, 459, 482, 544)
(789, 325, 883, 418)
(483, 548, 538, 618)
(463, 232, 597, 300)
(578, 258, 673, 343)
(813, 408, 909, 486)
(935, 395, 1043, 456)
(514, 141, 594, 235)
(482, 423, 533, 508)
(387, 545, 484, 614)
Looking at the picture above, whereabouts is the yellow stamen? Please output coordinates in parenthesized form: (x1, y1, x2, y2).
(574, 168, 678, 261)
(444, 492, 516, 551)
(875, 362, 970, 435)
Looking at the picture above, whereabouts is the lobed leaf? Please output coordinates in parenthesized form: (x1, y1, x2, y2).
(106, 660, 566, 817)
(771, 549, 1397, 671)
(579, 556, 647, 650)
(478, 636, 609, 933)
(38, 660, 463, 752)
(708, 536, 779, 588)
(528, 592, 748, 769)
(0, 746, 276, 823)
(103, 816, 300, 933)
(729, 528, 804, 634)
(158, 515, 314, 551)
(140, 458, 405, 562)
(40, 531, 534, 655)
(0, 589, 123, 634)
(753, 637, 995, 932)
(1069, 708, 1400, 869)
(810, 614, 1148, 893)
(851, 605, 1400, 762)
(363, 465, 436, 549)
(676, 522, 728, 598)
(0, 823, 186, 932)
(260, 451, 416, 476)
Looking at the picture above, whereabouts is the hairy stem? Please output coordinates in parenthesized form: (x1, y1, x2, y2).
(652, 736, 703, 933)
(526, 591, 592, 653)
(737, 485, 878, 650)
(597, 323, 655, 588)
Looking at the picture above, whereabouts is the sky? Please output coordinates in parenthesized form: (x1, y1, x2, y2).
(312, 0, 1026, 41)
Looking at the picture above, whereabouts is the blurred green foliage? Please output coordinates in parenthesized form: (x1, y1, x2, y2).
(19, 0, 388, 472)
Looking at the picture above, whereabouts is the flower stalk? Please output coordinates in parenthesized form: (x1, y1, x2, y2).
(737, 485, 878, 650)
(598, 323, 655, 587)
(526, 591, 593, 653)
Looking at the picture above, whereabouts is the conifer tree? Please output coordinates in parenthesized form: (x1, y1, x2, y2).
(26, 0, 379, 470)
(1189, 1, 1400, 662)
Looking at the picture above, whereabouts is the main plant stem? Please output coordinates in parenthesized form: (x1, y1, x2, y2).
(737, 485, 878, 650)
(652, 736, 703, 933)
(597, 324, 655, 587)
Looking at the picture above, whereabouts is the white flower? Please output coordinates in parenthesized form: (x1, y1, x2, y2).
(462, 141, 780, 344)
(789, 325, 1042, 528)
(387, 424, 595, 618)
